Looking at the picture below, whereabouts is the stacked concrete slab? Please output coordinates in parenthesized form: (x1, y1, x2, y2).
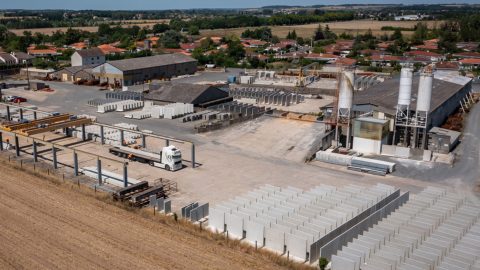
(209, 183, 397, 262)
(209, 101, 267, 117)
(331, 186, 480, 270)
(106, 91, 144, 101)
(74, 123, 140, 146)
(97, 100, 144, 113)
(229, 87, 304, 107)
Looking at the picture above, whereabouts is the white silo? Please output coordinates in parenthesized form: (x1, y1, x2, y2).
(398, 67, 413, 106)
(413, 70, 433, 149)
(416, 72, 433, 113)
(393, 67, 414, 146)
(338, 70, 354, 113)
(336, 70, 355, 149)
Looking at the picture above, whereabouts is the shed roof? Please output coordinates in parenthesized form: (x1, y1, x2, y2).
(145, 83, 227, 105)
(107, 54, 196, 72)
(353, 74, 471, 115)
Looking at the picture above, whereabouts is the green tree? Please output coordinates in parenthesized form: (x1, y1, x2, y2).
(314, 24, 325, 41)
(152, 23, 170, 34)
(319, 257, 329, 270)
(160, 30, 183, 48)
(390, 29, 403, 41)
(411, 22, 429, 44)
(188, 25, 200, 35)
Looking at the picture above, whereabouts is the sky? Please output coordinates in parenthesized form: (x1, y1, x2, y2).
(0, 0, 479, 10)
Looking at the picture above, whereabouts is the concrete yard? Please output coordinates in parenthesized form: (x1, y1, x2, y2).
(1, 80, 479, 210)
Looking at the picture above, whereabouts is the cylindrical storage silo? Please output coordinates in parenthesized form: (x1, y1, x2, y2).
(416, 72, 433, 112)
(338, 71, 355, 110)
(398, 67, 413, 106)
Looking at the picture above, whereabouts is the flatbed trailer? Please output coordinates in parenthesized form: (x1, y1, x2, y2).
(112, 181, 149, 201)
(108, 145, 182, 171)
(109, 146, 161, 165)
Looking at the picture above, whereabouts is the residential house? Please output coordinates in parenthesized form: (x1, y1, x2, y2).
(459, 58, 480, 70)
(97, 44, 127, 55)
(452, 52, 480, 59)
(404, 51, 444, 62)
(71, 48, 105, 67)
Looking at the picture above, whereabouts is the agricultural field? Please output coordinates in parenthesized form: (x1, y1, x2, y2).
(0, 159, 308, 270)
(201, 20, 443, 38)
(9, 19, 170, 36)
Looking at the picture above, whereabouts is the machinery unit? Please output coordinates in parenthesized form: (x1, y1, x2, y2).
(109, 145, 182, 171)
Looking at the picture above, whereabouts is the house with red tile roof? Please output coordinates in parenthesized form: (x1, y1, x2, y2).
(304, 53, 338, 63)
(336, 57, 357, 67)
(27, 47, 62, 57)
(180, 43, 199, 52)
(435, 61, 459, 71)
(241, 39, 268, 48)
(69, 42, 88, 50)
(404, 50, 444, 62)
(452, 52, 480, 59)
(97, 44, 127, 55)
(459, 58, 480, 69)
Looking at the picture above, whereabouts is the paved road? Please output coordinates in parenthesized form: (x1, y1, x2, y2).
(389, 102, 480, 191)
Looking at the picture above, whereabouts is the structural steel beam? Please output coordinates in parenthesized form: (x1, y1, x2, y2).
(2, 114, 71, 131)
(20, 118, 92, 136)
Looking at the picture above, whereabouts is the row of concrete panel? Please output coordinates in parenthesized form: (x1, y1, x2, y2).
(229, 88, 305, 105)
(332, 186, 480, 270)
(74, 123, 140, 146)
(209, 183, 396, 261)
(209, 101, 267, 117)
(97, 100, 144, 113)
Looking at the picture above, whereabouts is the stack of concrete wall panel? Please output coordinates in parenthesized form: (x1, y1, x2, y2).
(208, 101, 266, 117)
(140, 103, 194, 119)
(106, 91, 144, 101)
(209, 183, 398, 262)
(74, 123, 140, 146)
(124, 111, 152, 119)
(331, 186, 480, 270)
(229, 87, 304, 107)
(97, 100, 144, 113)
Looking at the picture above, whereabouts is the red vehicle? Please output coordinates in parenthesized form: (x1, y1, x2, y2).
(12, 97, 27, 103)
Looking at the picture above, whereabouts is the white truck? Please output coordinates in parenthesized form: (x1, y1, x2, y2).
(109, 145, 182, 171)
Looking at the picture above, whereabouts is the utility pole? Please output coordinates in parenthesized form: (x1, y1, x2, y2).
(25, 60, 30, 90)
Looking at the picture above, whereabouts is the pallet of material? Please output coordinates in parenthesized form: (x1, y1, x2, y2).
(112, 181, 149, 201)
(129, 185, 166, 207)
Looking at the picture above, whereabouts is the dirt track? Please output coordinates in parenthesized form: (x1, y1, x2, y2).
(0, 162, 294, 270)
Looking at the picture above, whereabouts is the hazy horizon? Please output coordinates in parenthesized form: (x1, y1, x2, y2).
(0, 0, 478, 11)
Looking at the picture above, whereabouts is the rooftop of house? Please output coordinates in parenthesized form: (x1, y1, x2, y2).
(75, 48, 105, 58)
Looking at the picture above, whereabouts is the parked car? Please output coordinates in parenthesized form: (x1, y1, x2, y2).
(5, 95, 17, 102)
(12, 96, 27, 103)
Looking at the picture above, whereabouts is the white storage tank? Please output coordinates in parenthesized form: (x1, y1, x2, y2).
(398, 67, 413, 106)
(338, 71, 355, 110)
(416, 72, 433, 112)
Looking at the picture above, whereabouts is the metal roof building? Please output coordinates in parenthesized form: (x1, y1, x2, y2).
(92, 54, 197, 87)
(145, 83, 228, 106)
(347, 72, 472, 130)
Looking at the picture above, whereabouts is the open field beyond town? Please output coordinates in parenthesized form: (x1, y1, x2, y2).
(0, 159, 310, 270)
(9, 19, 170, 36)
(201, 20, 443, 38)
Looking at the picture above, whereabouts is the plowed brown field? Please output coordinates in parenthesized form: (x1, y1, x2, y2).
(0, 162, 299, 270)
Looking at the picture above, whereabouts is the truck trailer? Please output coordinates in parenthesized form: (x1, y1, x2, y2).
(109, 145, 182, 171)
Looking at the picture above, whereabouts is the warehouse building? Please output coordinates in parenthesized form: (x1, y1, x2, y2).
(92, 54, 197, 87)
(145, 83, 229, 106)
(351, 72, 472, 131)
(53, 65, 98, 82)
